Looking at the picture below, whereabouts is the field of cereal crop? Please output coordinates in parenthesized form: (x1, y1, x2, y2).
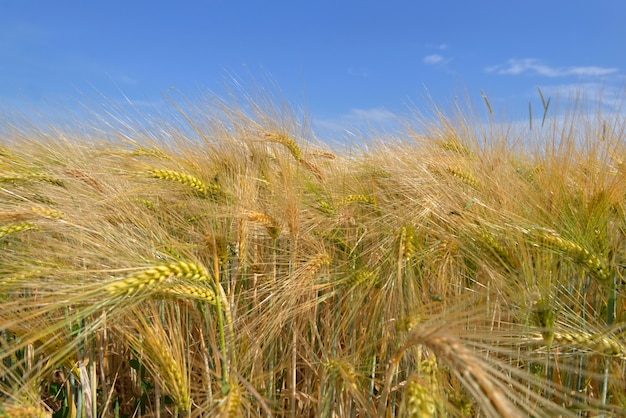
(1, 90, 626, 417)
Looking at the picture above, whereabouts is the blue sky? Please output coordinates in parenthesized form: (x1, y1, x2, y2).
(1, 1, 625, 137)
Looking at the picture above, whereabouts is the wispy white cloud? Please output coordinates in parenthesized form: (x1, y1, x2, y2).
(535, 82, 625, 111)
(344, 108, 396, 124)
(486, 58, 618, 77)
(423, 54, 444, 65)
(425, 43, 448, 50)
(347, 67, 369, 77)
(0, 22, 46, 53)
(313, 107, 399, 139)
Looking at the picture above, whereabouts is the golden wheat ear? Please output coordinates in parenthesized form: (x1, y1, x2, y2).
(0, 403, 51, 418)
(104, 261, 210, 297)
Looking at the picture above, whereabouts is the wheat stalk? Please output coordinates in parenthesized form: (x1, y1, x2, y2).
(379, 324, 522, 418)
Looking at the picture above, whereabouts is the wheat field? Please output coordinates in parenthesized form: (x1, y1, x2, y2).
(1, 90, 625, 417)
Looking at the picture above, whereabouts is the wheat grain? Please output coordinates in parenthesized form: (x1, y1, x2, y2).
(317, 199, 334, 214)
(137, 332, 191, 410)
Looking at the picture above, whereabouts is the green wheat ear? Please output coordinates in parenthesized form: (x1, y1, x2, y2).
(528, 228, 611, 283)
(532, 298, 556, 350)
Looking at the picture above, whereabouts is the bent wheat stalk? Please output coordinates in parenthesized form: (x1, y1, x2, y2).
(378, 324, 520, 418)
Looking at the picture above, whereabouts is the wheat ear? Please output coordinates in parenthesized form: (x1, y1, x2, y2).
(0, 222, 37, 239)
(0, 173, 63, 186)
(130, 146, 172, 160)
(244, 211, 280, 239)
(160, 283, 220, 306)
(29, 206, 64, 219)
(379, 326, 519, 418)
(339, 194, 377, 206)
(531, 330, 626, 357)
(528, 228, 611, 282)
(105, 261, 210, 296)
(264, 132, 303, 161)
(0, 403, 50, 418)
(64, 168, 104, 191)
(439, 140, 474, 157)
(446, 166, 480, 189)
(402, 378, 438, 417)
(147, 168, 219, 196)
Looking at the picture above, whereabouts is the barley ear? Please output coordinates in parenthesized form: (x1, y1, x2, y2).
(264, 132, 303, 161)
(105, 261, 210, 296)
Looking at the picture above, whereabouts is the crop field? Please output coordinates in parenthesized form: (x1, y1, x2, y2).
(1, 90, 625, 417)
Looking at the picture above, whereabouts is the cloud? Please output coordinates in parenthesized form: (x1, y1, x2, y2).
(535, 82, 625, 111)
(423, 54, 444, 65)
(344, 108, 396, 124)
(313, 107, 399, 139)
(117, 73, 138, 86)
(486, 58, 618, 77)
(425, 43, 448, 50)
(347, 67, 369, 77)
